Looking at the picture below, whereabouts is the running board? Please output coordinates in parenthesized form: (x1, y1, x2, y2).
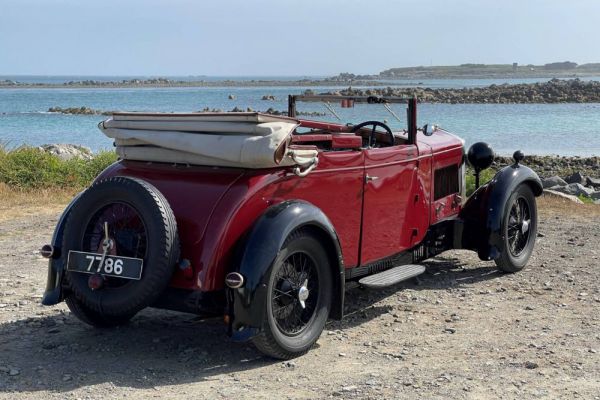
(358, 264, 425, 289)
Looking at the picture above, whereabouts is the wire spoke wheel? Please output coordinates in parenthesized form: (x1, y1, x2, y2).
(495, 184, 537, 273)
(62, 177, 179, 319)
(271, 252, 319, 336)
(507, 197, 531, 257)
(253, 229, 332, 359)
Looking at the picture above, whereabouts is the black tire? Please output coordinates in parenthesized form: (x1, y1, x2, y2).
(495, 184, 537, 273)
(65, 296, 134, 328)
(62, 177, 179, 320)
(252, 229, 332, 359)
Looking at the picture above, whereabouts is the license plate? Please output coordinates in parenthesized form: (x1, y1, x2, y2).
(67, 251, 144, 280)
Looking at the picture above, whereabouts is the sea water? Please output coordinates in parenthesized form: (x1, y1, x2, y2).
(0, 80, 599, 156)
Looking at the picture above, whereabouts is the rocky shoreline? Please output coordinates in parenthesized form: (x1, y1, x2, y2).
(1, 77, 391, 89)
(327, 78, 600, 103)
(48, 106, 326, 117)
(37, 79, 600, 104)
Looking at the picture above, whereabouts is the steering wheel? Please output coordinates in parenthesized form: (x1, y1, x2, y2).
(351, 121, 394, 148)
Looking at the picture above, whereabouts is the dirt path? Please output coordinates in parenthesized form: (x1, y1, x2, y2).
(0, 198, 598, 399)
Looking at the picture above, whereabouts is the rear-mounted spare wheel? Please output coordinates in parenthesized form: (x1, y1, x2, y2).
(62, 177, 180, 323)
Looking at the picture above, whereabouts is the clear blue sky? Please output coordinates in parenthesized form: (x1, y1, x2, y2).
(1, 0, 599, 76)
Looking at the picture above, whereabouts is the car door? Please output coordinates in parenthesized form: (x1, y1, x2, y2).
(360, 143, 429, 265)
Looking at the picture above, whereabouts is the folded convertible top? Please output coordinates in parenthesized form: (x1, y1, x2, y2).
(99, 112, 318, 169)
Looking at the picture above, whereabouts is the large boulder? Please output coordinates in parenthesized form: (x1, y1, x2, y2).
(586, 176, 600, 188)
(542, 189, 584, 204)
(564, 171, 587, 185)
(542, 175, 567, 188)
(38, 144, 93, 161)
(548, 183, 594, 197)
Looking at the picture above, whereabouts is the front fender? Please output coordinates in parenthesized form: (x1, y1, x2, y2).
(229, 200, 344, 342)
(41, 192, 82, 305)
(459, 164, 542, 260)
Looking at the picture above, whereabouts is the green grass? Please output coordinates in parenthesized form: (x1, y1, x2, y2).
(0, 144, 117, 190)
(577, 194, 595, 204)
(465, 168, 497, 196)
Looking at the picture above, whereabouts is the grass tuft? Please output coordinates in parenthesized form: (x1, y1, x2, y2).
(465, 168, 496, 196)
(0, 145, 117, 190)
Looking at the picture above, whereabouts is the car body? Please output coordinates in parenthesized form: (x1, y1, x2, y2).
(42, 95, 543, 359)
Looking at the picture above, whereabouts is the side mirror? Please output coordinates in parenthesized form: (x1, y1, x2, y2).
(423, 124, 436, 136)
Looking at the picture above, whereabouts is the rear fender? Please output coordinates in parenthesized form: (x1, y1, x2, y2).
(41, 192, 83, 305)
(229, 200, 344, 342)
(459, 164, 542, 260)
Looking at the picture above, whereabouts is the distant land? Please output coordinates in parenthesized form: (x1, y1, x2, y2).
(1, 61, 600, 88)
(334, 61, 600, 80)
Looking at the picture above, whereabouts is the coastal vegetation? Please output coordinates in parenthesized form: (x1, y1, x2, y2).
(0, 143, 116, 190)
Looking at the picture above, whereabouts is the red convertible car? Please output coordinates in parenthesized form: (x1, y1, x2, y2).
(41, 95, 542, 359)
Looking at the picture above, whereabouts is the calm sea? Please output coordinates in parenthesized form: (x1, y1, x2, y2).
(1, 76, 599, 156)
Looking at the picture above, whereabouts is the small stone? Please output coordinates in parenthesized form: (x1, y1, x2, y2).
(338, 352, 347, 357)
(444, 327, 456, 334)
(9, 369, 20, 376)
(62, 374, 72, 381)
(524, 361, 539, 369)
(525, 306, 535, 310)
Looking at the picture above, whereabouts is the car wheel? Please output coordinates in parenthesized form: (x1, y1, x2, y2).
(65, 295, 135, 328)
(495, 184, 537, 273)
(62, 177, 179, 319)
(252, 229, 332, 359)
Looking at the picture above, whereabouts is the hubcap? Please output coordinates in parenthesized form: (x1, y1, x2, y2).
(298, 279, 310, 309)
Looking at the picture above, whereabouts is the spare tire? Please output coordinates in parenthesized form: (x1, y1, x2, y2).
(62, 176, 179, 318)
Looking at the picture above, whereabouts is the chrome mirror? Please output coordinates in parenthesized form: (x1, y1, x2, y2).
(423, 124, 437, 136)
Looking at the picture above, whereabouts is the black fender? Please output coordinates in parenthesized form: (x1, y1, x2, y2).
(229, 200, 345, 342)
(459, 164, 542, 261)
(41, 192, 83, 306)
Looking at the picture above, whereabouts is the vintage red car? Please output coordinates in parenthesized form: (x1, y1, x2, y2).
(41, 95, 542, 359)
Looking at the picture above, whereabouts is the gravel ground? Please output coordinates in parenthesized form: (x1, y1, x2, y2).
(0, 199, 598, 399)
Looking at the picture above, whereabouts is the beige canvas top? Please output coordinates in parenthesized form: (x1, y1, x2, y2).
(99, 112, 318, 169)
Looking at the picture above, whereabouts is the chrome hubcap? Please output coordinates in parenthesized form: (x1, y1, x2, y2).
(298, 279, 309, 309)
(521, 219, 530, 234)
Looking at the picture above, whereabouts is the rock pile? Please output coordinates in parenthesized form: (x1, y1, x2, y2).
(330, 79, 600, 103)
(540, 172, 600, 203)
(37, 144, 93, 161)
(48, 106, 113, 115)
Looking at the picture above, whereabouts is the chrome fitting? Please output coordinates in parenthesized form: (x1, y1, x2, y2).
(225, 272, 245, 289)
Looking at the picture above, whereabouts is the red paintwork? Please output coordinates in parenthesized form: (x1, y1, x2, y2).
(97, 120, 464, 292)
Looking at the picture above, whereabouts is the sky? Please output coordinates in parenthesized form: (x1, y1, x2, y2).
(1, 0, 599, 76)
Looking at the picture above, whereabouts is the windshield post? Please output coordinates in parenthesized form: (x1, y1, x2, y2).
(288, 95, 297, 118)
(408, 97, 417, 144)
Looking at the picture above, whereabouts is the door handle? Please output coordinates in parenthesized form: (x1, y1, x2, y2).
(365, 174, 379, 183)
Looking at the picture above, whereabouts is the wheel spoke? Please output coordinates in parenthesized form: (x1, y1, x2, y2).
(271, 251, 319, 336)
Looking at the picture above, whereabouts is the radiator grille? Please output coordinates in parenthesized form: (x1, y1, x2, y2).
(434, 165, 459, 200)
